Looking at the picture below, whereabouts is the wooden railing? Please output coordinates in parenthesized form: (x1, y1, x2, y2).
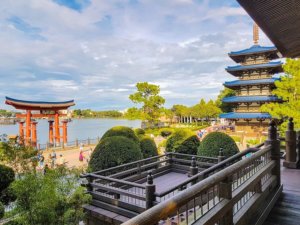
(37, 137, 100, 150)
(123, 121, 282, 225)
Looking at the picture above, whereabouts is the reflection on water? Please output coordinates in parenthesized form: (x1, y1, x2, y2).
(0, 118, 141, 144)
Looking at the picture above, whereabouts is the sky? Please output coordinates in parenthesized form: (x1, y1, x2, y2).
(0, 0, 274, 111)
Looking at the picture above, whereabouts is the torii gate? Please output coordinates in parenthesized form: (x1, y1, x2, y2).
(5, 96, 75, 147)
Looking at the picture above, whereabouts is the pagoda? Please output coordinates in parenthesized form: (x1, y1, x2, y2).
(220, 24, 283, 135)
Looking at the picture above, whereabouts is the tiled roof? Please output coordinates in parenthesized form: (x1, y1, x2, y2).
(219, 112, 271, 119)
(229, 45, 277, 56)
(222, 95, 280, 103)
(224, 78, 280, 88)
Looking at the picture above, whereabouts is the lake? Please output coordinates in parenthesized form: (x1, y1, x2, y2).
(0, 118, 141, 144)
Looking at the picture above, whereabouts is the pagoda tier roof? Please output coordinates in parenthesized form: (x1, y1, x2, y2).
(224, 78, 280, 89)
(226, 61, 283, 76)
(229, 45, 279, 63)
(219, 112, 271, 119)
(5, 96, 75, 110)
(222, 95, 281, 103)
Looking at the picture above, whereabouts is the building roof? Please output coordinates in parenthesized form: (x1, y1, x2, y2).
(5, 96, 75, 110)
(226, 61, 283, 76)
(229, 45, 279, 63)
(224, 78, 280, 89)
(219, 112, 271, 119)
(222, 95, 281, 103)
(237, 0, 300, 58)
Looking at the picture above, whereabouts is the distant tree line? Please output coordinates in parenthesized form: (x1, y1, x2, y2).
(72, 109, 123, 118)
(0, 109, 13, 117)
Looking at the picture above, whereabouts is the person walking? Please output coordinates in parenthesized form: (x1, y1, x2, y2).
(51, 150, 57, 168)
(39, 154, 45, 169)
(86, 147, 92, 163)
(79, 150, 85, 165)
(57, 154, 66, 167)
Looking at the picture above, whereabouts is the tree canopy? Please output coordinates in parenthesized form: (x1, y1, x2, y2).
(216, 88, 236, 113)
(129, 82, 165, 122)
(261, 58, 300, 129)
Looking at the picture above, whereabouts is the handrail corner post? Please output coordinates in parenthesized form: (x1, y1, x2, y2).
(265, 120, 281, 186)
(283, 117, 297, 168)
(219, 175, 233, 225)
(218, 148, 226, 163)
(146, 171, 156, 209)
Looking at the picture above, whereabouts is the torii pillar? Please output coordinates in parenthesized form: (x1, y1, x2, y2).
(54, 111, 60, 145)
(62, 119, 68, 144)
(25, 110, 31, 145)
(31, 120, 38, 147)
(48, 120, 54, 145)
(18, 120, 25, 144)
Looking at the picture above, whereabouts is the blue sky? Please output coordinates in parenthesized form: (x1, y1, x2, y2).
(0, 0, 273, 110)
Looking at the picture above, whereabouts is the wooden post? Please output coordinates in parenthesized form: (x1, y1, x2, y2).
(87, 138, 90, 145)
(219, 176, 233, 225)
(62, 120, 68, 144)
(86, 175, 94, 192)
(31, 120, 38, 147)
(297, 131, 300, 163)
(265, 120, 281, 186)
(189, 157, 198, 178)
(283, 117, 297, 168)
(218, 148, 226, 163)
(145, 171, 156, 209)
(76, 139, 78, 147)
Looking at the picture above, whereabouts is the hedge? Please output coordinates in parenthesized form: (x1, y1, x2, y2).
(0, 164, 15, 194)
(134, 128, 146, 137)
(89, 136, 142, 171)
(140, 137, 158, 158)
(166, 129, 200, 155)
(160, 128, 173, 137)
(101, 126, 139, 143)
(198, 132, 239, 158)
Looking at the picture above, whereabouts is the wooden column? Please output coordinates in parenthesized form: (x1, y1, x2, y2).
(31, 120, 38, 147)
(283, 117, 297, 168)
(54, 112, 60, 145)
(62, 120, 68, 144)
(48, 120, 54, 145)
(189, 157, 198, 177)
(145, 171, 156, 209)
(218, 148, 226, 163)
(265, 120, 281, 186)
(18, 120, 25, 144)
(219, 176, 233, 225)
(25, 110, 31, 145)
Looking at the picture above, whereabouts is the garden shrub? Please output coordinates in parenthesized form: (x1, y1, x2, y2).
(140, 137, 158, 158)
(166, 129, 200, 155)
(101, 126, 139, 143)
(160, 128, 173, 137)
(0, 202, 4, 219)
(198, 132, 239, 158)
(89, 136, 143, 171)
(0, 164, 15, 194)
(134, 128, 146, 137)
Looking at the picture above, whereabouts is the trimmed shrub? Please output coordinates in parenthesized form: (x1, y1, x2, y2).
(0, 164, 15, 193)
(134, 128, 146, 137)
(140, 137, 158, 158)
(160, 128, 173, 137)
(0, 202, 4, 219)
(101, 126, 139, 143)
(166, 129, 200, 155)
(89, 136, 143, 171)
(198, 132, 239, 158)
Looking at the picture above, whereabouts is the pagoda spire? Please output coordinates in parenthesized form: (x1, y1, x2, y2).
(253, 23, 259, 45)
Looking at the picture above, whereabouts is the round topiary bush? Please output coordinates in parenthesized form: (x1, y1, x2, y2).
(166, 129, 200, 155)
(198, 132, 239, 158)
(0, 164, 15, 193)
(0, 202, 4, 219)
(160, 128, 173, 137)
(140, 137, 158, 158)
(134, 128, 146, 137)
(101, 126, 139, 143)
(89, 136, 143, 171)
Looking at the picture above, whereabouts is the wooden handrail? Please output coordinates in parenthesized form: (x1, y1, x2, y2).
(123, 145, 272, 225)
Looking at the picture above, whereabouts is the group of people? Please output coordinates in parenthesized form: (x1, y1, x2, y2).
(37, 150, 67, 170)
(79, 143, 93, 164)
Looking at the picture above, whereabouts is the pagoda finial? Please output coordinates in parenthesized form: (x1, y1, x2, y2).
(253, 23, 259, 45)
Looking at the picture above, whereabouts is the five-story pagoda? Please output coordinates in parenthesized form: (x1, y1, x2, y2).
(220, 24, 283, 135)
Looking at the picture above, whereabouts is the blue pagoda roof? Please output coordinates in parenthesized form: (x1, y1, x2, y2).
(229, 45, 279, 63)
(226, 61, 283, 76)
(222, 95, 280, 103)
(219, 112, 271, 119)
(224, 78, 280, 89)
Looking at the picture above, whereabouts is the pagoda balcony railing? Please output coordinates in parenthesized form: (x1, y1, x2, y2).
(123, 121, 282, 225)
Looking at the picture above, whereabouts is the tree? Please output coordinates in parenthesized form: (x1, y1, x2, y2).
(124, 107, 144, 120)
(216, 88, 236, 113)
(171, 105, 189, 123)
(261, 58, 300, 129)
(129, 82, 165, 122)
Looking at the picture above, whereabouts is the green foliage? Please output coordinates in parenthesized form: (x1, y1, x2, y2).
(262, 59, 300, 131)
(89, 136, 142, 171)
(160, 128, 174, 137)
(246, 139, 260, 147)
(198, 132, 239, 157)
(140, 137, 158, 158)
(216, 88, 236, 113)
(134, 128, 146, 137)
(11, 169, 91, 225)
(124, 107, 144, 120)
(166, 129, 200, 155)
(72, 109, 122, 118)
(0, 202, 4, 219)
(129, 82, 165, 122)
(0, 109, 13, 117)
(231, 136, 241, 143)
(0, 164, 15, 194)
(101, 126, 139, 143)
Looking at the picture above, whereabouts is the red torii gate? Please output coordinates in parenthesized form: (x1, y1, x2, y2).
(5, 96, 75, 147)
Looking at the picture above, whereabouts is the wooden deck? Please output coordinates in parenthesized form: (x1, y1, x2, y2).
(263, 162, 300, 225)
